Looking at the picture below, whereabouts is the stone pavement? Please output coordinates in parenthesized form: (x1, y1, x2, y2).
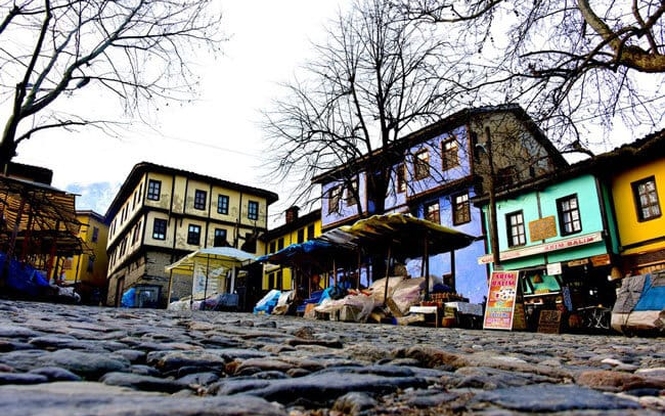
(0, 300, 663, 415)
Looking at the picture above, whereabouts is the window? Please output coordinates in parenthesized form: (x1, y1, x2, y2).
(297, 228, 305, 243)
(248, 200, 259, 220)
(557, 194, 582, 235)
(269, 241, 276, 254)
(396, 163, 406, 193)
(425, 201, 440, 224)
(345, 179, 358, 207)
(214, 228, 228, 247)
(506, 211, 526, 247)
(194, 190, 207, 210)
(496, 166, 517, 188)
(415, 149, 430, 180)
(87, 257, 94, 273)
(442, 139, 459, 171)
(217, 194, 229, 214)
(328, 186, 342, 213)
(147, 179, 161, 201)
(91, 227, 99, 243)
(278, 237, 284, 250)
(131, 221, 142, 245)
(453, 192, 471, 225)
(187, 224, 201, 245)
(152, 218, 167, 240)
(307, 224, 315, 240)
(632, 176, 661, 221)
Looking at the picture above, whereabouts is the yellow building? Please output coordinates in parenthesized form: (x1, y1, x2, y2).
(610, 131, 665, 274)
(63, 210, 108, 304)
(260, 207, 321, 292)
(105, 162, 278, 308)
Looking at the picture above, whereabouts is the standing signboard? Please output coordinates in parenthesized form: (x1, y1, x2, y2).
(483, 270, 520, 330)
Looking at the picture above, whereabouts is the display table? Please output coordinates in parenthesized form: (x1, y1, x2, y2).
(408, 305, 439, 327)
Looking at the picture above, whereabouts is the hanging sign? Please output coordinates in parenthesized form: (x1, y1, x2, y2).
(483, 270, 520, 330)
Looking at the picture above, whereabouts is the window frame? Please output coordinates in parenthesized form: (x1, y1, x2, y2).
(396, 163, 406, 193)
(152, 218, 167, 240)
(425, 201, 440, 224)
(414, 149, 430, 180)
(632, 176, 662, 222)
(556, 194, 582, 235)
(187, 224, 201, 245)
(194, 189, 207, 211)
(441, 139, 459, 171)
(247, 200, 259, 220)
(506, 210, 526, 248)
(213, 228, 228, 247)
(345, 179, 358, 207)
(328, 185, 342, 213)
(452, 192, 471, 225)
(147, 179, 161, 201)
(217, 194, 229, 215)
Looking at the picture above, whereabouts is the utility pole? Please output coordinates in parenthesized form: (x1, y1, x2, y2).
(484, 127, 502, 270)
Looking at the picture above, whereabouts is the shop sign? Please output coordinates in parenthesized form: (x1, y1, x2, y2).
(547, 262, 562, 275)
(529, 216, 557, 242)
(483, 270, 520, 330)
(590, 253, 611, 267)
(478, 232, 603, 264)
(567, 258, 589, 267)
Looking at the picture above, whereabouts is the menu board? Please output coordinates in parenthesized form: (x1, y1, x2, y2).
(483, 270, 520, 330)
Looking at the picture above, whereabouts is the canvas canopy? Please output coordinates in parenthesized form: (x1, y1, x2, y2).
(165, 247, 255, 304)
(319, 213, 476, 257)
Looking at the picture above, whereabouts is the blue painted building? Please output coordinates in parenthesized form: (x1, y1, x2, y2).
(313, 105, 567, 303)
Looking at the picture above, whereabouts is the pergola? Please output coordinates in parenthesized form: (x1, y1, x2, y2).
(0, 174, 87, 281)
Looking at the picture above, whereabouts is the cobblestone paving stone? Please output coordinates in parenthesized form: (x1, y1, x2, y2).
(0, 299, 663, 415)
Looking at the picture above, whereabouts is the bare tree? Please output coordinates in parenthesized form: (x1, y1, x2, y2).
(0, 0, 223, 170)
(262, 0, 477, 215)
(396, 0, 665, 148)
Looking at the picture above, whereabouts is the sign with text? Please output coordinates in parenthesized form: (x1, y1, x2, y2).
(483, 270, 520, 330)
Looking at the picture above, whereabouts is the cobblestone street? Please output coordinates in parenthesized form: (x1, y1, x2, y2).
(0, 299, 663, 415)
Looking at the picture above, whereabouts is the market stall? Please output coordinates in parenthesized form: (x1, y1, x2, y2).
(164, 247, 255, 309)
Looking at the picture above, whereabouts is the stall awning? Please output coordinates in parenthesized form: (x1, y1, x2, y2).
(319, 213, 477, 257)
(165, 247, 255, 274)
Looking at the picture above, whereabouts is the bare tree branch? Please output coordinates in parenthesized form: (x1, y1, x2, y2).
(0, 0, 224, 168)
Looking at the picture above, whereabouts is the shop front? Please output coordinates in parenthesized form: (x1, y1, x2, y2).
(479, 232, 619, 333)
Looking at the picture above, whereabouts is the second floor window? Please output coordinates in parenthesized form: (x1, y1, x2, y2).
(147, 179, 161, 201)
(248, 201, 259, 220)
(328, 186, 342, 213)
(346, 179, 358, 207)
(217, 194, 229, 214)
(453, 192, 471, 225)
(442, 139, 459, 171)
(214, 228, 228, 247)
(187, 224, 201, 245)
(632, 176, 661, 221)
(307, 224, 315, 240)
(194, 190, 207, 210)
(415, 149, 430, 180)
(153, 218, 167, 240)
(91, 227, 99, 243)
(425, 201, 440, 224)
(506, 211, 526, 247)
(557, 194, 582, 235)
(396, 163, 406, 193)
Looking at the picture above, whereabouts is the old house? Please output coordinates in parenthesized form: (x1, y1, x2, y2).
(105, 162, 278, 308)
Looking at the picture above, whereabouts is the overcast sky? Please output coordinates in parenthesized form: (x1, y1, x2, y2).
(12, 1, 347, 224)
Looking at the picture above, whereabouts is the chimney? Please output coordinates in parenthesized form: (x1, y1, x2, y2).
(285, 206, 300, 224)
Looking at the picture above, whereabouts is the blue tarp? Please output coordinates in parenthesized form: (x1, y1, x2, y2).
(121, 288, 137, 307)
(0, 252, 50, 297)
